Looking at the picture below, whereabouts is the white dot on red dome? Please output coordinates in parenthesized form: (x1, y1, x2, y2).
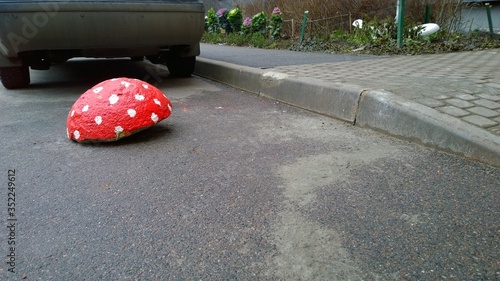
(109, 94, 119, 104)
(127, 109, 136, 118)
(151, 113, 159, 123)
(115, 126, 124, 133)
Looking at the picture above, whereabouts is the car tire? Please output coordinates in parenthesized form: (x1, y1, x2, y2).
(166, 56, 195, 77)
(0, 66, 30, 89)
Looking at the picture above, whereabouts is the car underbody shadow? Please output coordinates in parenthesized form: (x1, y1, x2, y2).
(28, 58, 172, 90)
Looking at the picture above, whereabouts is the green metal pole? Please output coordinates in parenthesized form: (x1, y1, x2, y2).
(397, 0, 406, 48)
(300, 11, 309, 44)
(486, 3, 494, 39)
(424, 4, 430, 23)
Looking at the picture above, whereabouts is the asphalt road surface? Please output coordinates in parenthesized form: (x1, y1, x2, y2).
(199, 43, 378, 68)
(0, 59, 498, 280)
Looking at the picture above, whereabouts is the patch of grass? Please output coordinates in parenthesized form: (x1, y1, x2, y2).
(248, 33, 269, 48)
(226, 33, 248, 46)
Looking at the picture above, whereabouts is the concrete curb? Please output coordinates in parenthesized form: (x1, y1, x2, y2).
(194, 57, 364, 123)
(357, 90, 500, 166)
(194, 57, 500, 167)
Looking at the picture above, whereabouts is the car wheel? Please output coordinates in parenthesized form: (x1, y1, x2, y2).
(0, 66, 30, 89)
(166, 56, 196, 77)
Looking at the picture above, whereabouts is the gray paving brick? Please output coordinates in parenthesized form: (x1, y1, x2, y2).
(435, 95, 450, 100)
(456, 93, 478, 101)
(488, 125, 500, 136)
(445, 98, 475, 108)
(460, 89, 478, 95)
(478, 94, 500, 102)
(462, 115, 498, 128)
(438, 106, 470, 117)
(473, 99, 500, 109)
(467, 107, 500, 118)
(486, 82, 500, 89)
(416, 98, 445, 108)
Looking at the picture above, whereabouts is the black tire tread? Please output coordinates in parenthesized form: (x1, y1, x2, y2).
(0, 66, 30, 89)
(166, 56, 196, 77)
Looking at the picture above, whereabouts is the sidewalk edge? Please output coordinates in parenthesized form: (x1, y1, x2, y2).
(357, 90, 500, 166)
(194, 57, 500, 167)
(195, 57, 364, 123)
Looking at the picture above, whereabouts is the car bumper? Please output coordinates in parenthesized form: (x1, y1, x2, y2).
(0, 1, 205, 66)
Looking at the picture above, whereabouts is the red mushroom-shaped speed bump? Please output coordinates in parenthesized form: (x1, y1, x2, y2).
(67, 78, 172, 142)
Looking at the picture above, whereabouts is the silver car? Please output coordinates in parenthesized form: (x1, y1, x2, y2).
(0, 0, 205, 89)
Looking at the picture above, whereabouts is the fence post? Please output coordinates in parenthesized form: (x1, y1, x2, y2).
(397, 0, 406, 48)
(300, 11, 309, 43)
(424, 4, 430, 23)
(486, 3, 494, 38)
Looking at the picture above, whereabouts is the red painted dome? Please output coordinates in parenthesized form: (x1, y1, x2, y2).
(67, 78, 172, 142)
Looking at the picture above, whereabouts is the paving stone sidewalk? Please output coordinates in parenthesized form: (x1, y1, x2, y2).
(270, 49, 500, 137)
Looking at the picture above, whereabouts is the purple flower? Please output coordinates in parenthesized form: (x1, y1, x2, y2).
(243, 17, 252, 27)
(216, 8, 227, 17)
(272, 7, 281, 15)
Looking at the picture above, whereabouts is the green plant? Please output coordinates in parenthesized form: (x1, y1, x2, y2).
(227, 8, 243, 33)
(206, 8, 220, 34)
(217, 8, 232, 33)
(330, 29, 349, 42)
(269, 7, 283, 40)
(350, 18, 388, 45)
(202, 2, 500, 56)
(241, 17, 252, 35)
(251, 12, 267, 36)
